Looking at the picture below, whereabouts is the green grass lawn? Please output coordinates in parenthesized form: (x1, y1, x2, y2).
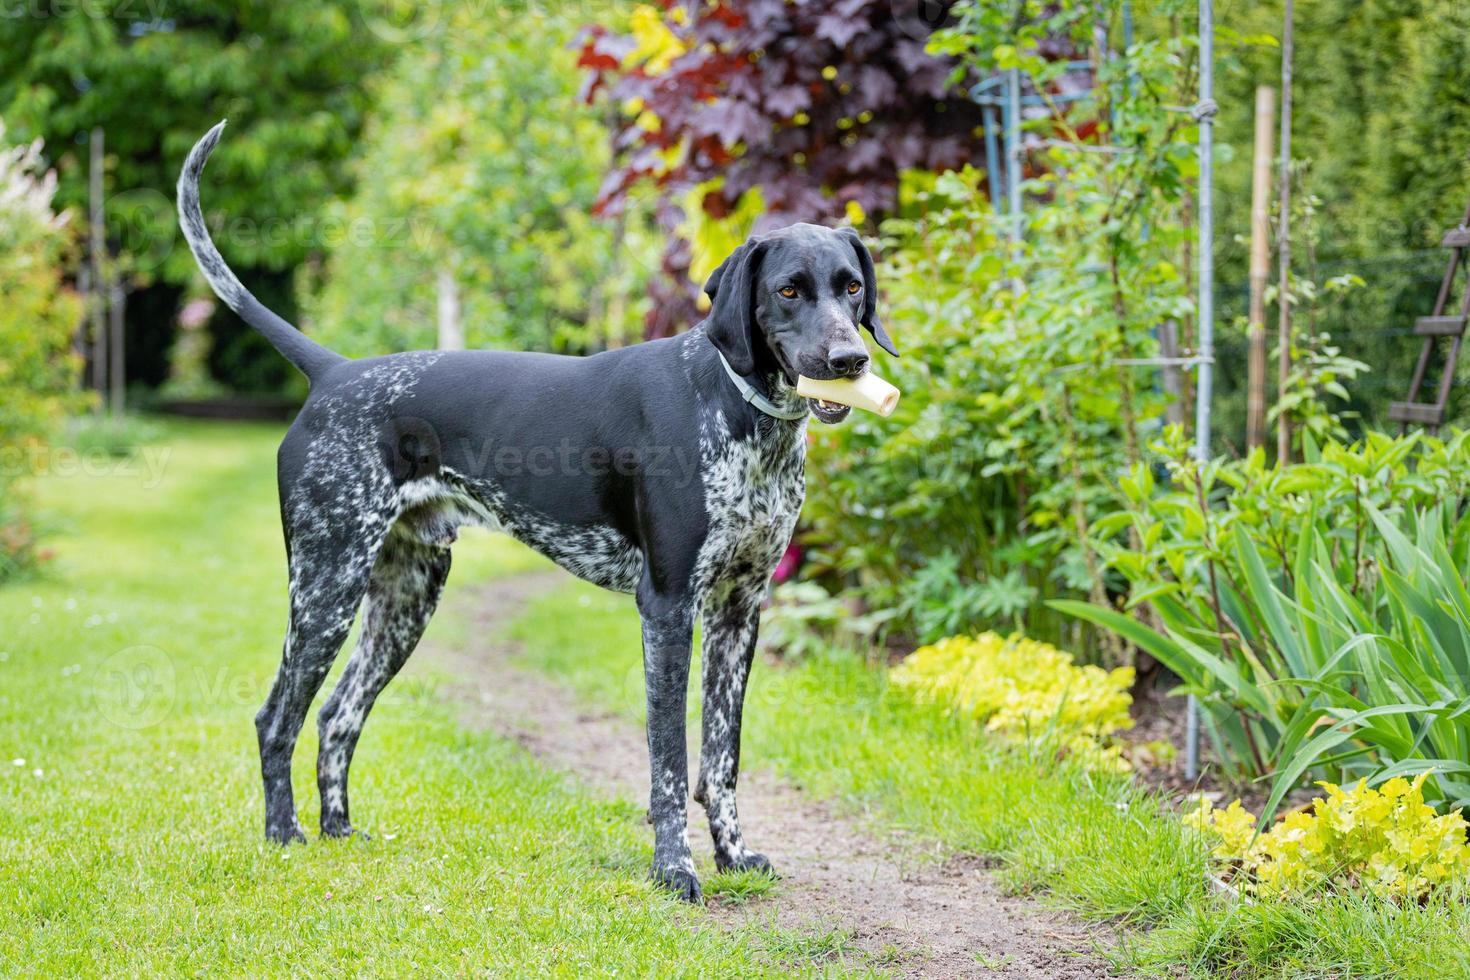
(11, 419, 1469, 978)
(511, 582, 1470, 979)
(0, 421, 839, 976)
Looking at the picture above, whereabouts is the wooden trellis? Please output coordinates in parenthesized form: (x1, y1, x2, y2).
(1388, 200, 1470, 434)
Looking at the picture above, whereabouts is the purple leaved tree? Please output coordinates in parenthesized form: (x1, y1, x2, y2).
(579, 0, 987, 338)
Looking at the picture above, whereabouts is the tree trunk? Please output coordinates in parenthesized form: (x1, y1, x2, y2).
(89, 127, 106, 411)
(109, 279, 126, 416)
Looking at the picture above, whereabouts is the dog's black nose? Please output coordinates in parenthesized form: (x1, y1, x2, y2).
(827, 346, 870, 378)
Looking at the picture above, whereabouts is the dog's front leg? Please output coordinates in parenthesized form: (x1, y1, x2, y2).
(636, 580, 701, 903)
(694, 578, 771, 875)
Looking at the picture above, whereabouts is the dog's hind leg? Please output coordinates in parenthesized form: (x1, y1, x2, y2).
(316, 535, 451, 838)
(256, 494, 393, 844)
(693, 576, 771, 875)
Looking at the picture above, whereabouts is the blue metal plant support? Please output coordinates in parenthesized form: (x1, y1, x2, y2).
(970, 59, 1094, 237)
(1186, 0, 1217, 783)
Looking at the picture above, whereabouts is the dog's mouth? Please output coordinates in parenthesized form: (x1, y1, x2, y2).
(808, 398, 851, 424)
(773, 347, 852, 423)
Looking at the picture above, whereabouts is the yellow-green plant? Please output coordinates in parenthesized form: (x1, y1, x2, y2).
(890, 632, 1133, 769)
(1187, 774, 1470, 900)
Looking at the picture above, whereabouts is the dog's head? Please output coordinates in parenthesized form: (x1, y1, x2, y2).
(702, 223, 897, 424)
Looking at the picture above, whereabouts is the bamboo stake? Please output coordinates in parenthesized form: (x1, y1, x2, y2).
(1275, 0, 1295, 463)
(1246, 86, 1275, 450)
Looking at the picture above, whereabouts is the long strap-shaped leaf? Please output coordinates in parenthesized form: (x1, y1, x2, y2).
(1233, 524, 1307, 677)
(1259, 702, 1438, 832)
(1049, 600, 1275, 720)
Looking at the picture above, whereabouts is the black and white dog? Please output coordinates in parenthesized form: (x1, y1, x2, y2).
(177, 122, 896, 903)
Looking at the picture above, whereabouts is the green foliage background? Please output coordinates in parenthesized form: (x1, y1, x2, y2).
(0, 0, 391, 390)
(0, 1, 388, 278)
(1209, 0, 1470, 438)
(300, 3, 652, 357)
(804, 3, 1198, 655)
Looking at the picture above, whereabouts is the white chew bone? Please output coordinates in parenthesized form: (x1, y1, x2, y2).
(796, 373, 901, 417)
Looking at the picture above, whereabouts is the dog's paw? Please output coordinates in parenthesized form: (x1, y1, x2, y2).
(265, 818, 308, 845)
(320, 817, 368, 841)
(651, 864, 704, 904)
(717, 850, 776, 877)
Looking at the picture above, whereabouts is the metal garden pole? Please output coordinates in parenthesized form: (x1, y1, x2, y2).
(1005, 66, 1023, 246)
(983, 103, 1003, 216)
(1186, 0, 1217, 783)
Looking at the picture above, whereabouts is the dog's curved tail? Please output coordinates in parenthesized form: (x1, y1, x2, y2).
(176, 121, 345, 382)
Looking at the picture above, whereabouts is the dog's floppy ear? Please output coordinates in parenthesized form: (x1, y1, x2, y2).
(839, 227, 898, 357)
(703, 238, 768, 375)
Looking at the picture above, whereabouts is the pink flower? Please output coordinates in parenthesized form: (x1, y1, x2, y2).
(772, 542, 803, 584)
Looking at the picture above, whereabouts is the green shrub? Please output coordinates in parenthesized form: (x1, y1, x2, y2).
(0, 493, 48, 582)
(64, 413, 164, 460)
(1094, 427, 1470, 637)
(757, 581, 896, 664)
(803, 152, 1182, 654)
(0, 123, 84, 582)
(799, 8, 1202, 657)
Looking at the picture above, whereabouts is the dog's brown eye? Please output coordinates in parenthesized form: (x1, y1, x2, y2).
(847, 280, 862, 295)
(779, 286, 798, 299)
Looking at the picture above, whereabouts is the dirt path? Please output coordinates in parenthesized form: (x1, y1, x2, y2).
(423, 571, 1121, 978)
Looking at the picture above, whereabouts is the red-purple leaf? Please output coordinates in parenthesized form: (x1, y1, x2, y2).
(765, 84, 812, 118)
(581, 0, 987, 338)
(815, 14, 866, 48)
